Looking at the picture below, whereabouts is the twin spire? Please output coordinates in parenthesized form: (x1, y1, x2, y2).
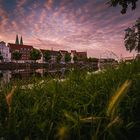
(15, 35, 23, 45)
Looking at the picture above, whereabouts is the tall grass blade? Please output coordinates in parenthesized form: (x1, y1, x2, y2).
(80, 116, 103, 123)
(107, 80, 131, 118)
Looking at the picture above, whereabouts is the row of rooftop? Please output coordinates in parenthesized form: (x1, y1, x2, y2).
(0, 35, 87, 64)
(1, 35, 139, 64)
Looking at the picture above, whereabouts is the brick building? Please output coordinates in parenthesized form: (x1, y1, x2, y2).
(8, 43, 33, 63)
(71, 50, 87, 63)
(39, 49, 59, 63)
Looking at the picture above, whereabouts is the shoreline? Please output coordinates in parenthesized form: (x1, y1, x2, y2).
(0, 62, 98, 70)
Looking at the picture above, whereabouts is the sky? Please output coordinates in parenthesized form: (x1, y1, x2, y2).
(0, 0, 140, 58)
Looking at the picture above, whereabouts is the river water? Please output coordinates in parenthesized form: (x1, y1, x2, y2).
(0, 68, 68, 89)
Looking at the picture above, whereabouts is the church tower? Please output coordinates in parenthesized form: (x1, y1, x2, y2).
(20, 36, 23, 45)
(15, 34, 19, 45)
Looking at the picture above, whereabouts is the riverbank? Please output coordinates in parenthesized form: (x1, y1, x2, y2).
(0, 60, 140, 140)
(0, 62, 51, 70)
(0, 62, 98, 70)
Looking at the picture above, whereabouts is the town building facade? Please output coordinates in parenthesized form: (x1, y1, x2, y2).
(0, 41, 11, 62)
(59, 50, 69, 63)
(8, 43, 33, 63)
(71, 50, 87, 63)
(39, 49, 60, 64)
(0, 35, 88, 64)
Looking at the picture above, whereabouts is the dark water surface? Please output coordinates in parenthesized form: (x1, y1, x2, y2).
(0, 68, 68, 89)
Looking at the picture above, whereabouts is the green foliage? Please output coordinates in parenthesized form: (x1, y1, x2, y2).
(107, 0, 138, 14)
(56, 52, 62, 63)
(12, 51, 22, 61)
(0, 60, 140, 139)
(73, 55, 78, 63)
(125, 18, 140, 52)
(30, 49, 41, 61)
(65, 53, 71, 63)
(107, 80, 131, 118)
(87, 57, 98, 62)
(44, 50, 51, 62)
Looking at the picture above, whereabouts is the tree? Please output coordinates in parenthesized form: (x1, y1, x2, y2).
(73, 55, 78, 63)
(12, 51, 22, 62)
(0, 52, 3, 62)
(107, 0, 139, 14)
(30, 49, 41, 62)
(44, 50, 51, 62)
(87, 57, 99, 62)
(124, 18, 140, 52)
(15, 34, 19, 45)
(56, 52, 62, 63)
(65, 53, 71, 63)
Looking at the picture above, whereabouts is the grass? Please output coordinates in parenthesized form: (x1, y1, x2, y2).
(0, 60, 140, 140)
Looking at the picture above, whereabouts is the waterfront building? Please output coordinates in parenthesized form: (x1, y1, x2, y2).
(49, 50, 59, 63)
(39, 49, 59, 63)
(8, 43, 33, 63)
(0, 41, 11, 62)
(71, 50, 87, 63)
(7, 35, 34, 63)
(59, 50, 69, 63)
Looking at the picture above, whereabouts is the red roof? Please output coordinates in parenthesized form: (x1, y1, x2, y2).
(8, 43, 33, 50)
(74, 51, 87, 58)
(76, 52, 87, 54)
(59, 50, 68, 53)
(71, 50, 76, 53)
(8, 43, 33, 60)
(71, 50, 87, 55)
(40, 49, 59, 55)
(40, 49, 46, 53)
(0, 41, 6, 44)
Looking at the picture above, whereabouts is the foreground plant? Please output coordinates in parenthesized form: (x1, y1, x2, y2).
(107, 80, 132, 118)
(0, 60, 140, 140)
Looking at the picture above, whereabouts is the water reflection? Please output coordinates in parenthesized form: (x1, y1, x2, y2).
(0, 70, 11, 86)
(0, 68, 68, 88)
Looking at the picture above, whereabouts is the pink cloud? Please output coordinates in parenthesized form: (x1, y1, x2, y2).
(44, 0, 54, 10)
(0, 0, 140, 58)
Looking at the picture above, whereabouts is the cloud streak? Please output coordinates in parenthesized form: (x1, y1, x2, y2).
(0, 0, 140, 58)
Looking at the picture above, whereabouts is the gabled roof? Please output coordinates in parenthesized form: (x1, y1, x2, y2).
(0, 41, 6, 44)
(76, 52, 87, 55)
(74, 51, 87, 57)
(50, 50, 59, 55)
(71, 50, 87, 55)
(59, 50, 68, 53)
(40, 49, 46, 53)
(8, 43, 33, 50)
(71, 50, 76, 53)
(40, 49, 59, 55)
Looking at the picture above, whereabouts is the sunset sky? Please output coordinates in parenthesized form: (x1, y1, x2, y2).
(0, 0, 140, 58)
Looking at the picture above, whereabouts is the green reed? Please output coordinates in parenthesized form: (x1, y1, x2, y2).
(0, 60, 140, 140)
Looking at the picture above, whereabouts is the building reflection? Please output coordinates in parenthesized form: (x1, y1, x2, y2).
(0, 70, 11, 85)
(0, 68, 69, 89)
